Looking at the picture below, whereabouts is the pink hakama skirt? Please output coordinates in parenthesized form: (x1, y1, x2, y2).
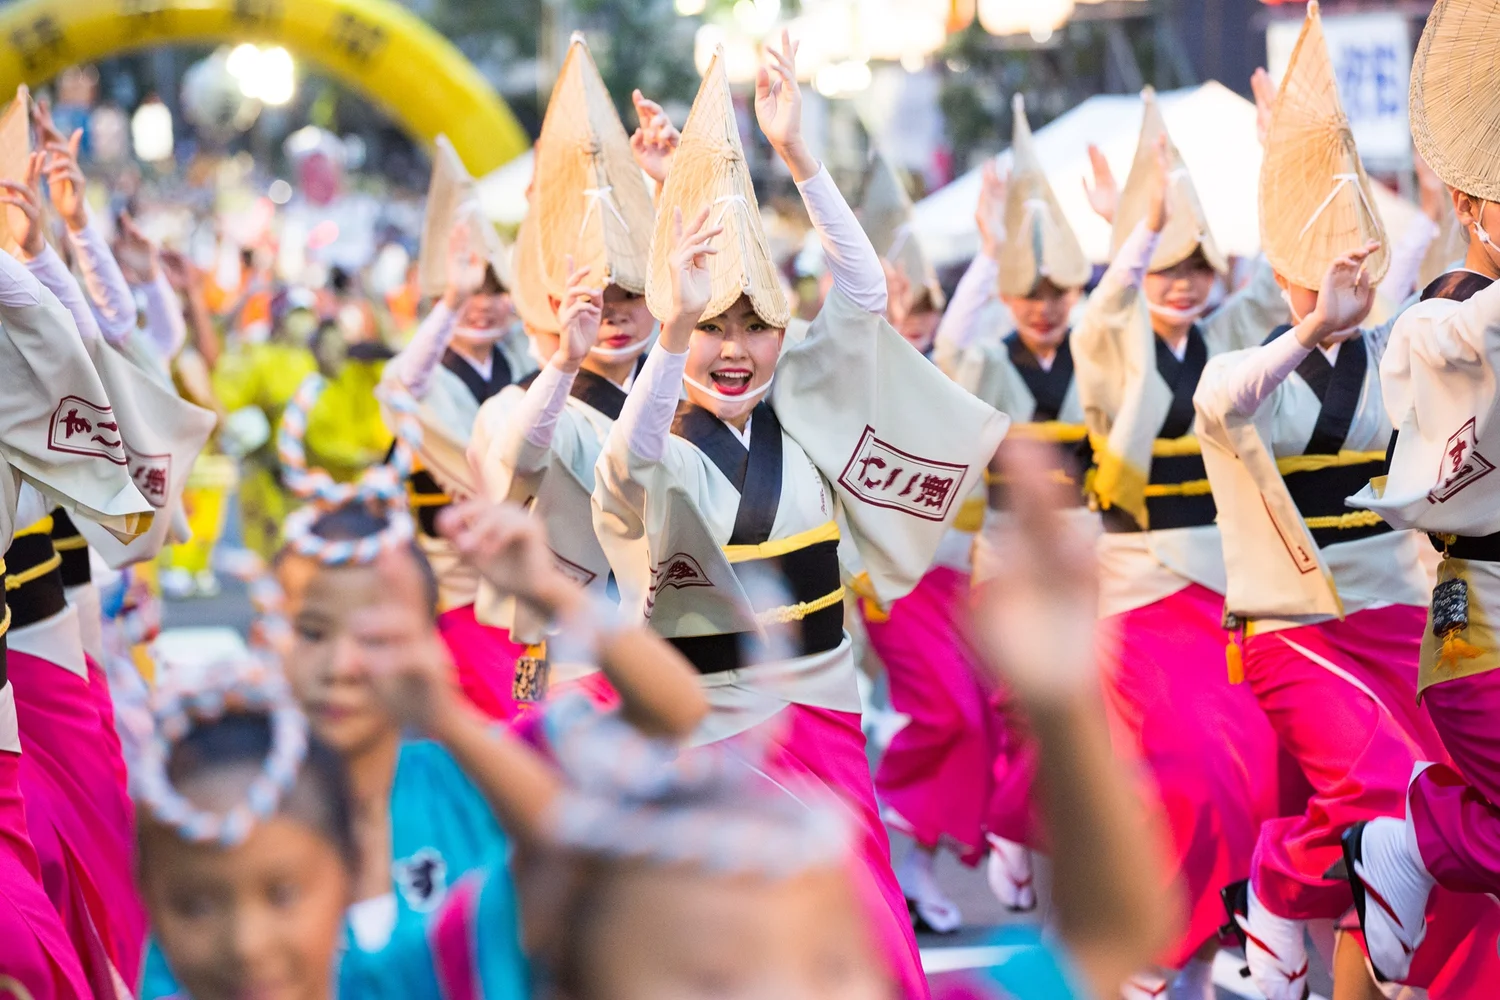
(743, 703, 931, 1000)
(1409, 668, 1500, 894)
(1098, 583, 1280, 969)
(868, 567, 1009, 864)
(0, 741, 91, 1000)
(436, 603, 524, 722)
(9, 649, 144, 993)
(1242, 606, 1440, 920)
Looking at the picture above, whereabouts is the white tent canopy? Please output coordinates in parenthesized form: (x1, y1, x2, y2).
(912, 81, 1423, 270)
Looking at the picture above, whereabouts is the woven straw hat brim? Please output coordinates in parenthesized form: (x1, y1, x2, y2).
(1412, 0, 1500, 203)
(999, 95, 1091, 298)
(859, 153, 946, 312)
(417, 136, 512, 299)
(1260, 2, 1389, 290)
(646, 50, 790, 329)
(512, 210, 560, 334)
(0, 96, 28, 257)
(534, 36, 655, 299)
(1111, 89, 1228, 274)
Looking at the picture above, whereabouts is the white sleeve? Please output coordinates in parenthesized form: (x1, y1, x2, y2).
(934, 252, 999, 360)
(67, 213, 138, 345)
(1378, 214, 1441, 307)
(795, 167, 887, 315)
(490, 362, 579, 477)
(23, 245, 102, 343)
(0, 250, 42, 309)
(391, 302, 457, 399)
(1096, 221, 1160, 300)
(617, 343, 687, 464)
(1402, 278, 1500, 369)
(1212, 331, 1312, 418)
(139, 271, 188, 359)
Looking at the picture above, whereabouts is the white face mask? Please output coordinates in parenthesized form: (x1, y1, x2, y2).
(1472, 200, 1500, 267)
(682, 373, 774, 422)
(589, 338, 651, 362)
(452, 324, 506, 345)
(1146, 300, 1208, 323)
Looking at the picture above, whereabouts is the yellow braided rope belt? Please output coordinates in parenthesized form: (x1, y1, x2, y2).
(1302, 509, 1386, 531)
(50, 535, 88, 552)
(6, 553, 61, 591)
(1009, 421, 1089, 443)
(723, 520, 840, 564)
(755, 586, 847, 626)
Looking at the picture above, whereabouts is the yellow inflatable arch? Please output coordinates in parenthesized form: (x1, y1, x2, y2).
(0, 0, 528, 175)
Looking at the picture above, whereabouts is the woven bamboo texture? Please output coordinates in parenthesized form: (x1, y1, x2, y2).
(533, 34, 655, 297)
(1000, 93, 1091, 297)
(646, 48, 790, 328)
(1411, 0, 1500, 203)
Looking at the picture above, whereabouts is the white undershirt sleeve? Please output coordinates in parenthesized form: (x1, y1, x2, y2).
(391, 301, 457, 399)
(618, 343, 688, 464)
(795, 167, 888, 315)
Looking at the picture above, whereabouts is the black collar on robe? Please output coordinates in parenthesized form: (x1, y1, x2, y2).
(1004, 330, 1074, 422)
(670, 401, 784, 546)
(1262, 325, 1368, 455)
(1154, 325, 1208, 439)
(514, 355, 647, 422)
(442, 345, 514, 404)
(1421, 270, 1495, 303)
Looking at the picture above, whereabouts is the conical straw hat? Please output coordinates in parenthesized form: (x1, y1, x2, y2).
(417, 135, 512, 299)
(998, 94, 1091, 297)
(533, 34, 655, 298)
(1260, 2, 1388, 290)
(512, 209, 560, 334)
(646, 48, 790, 329)
(1111, 88, 1227, 274)
(858, 151, 946, 311)
(0, 90, 30, 258)
(1411, 0, 1500, 203)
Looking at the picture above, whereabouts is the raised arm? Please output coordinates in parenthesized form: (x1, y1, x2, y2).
(2, 158, 105, 344)
(480, 262, 599, 476)
(755, 30, 885, 314)
(388, 223, 486, 399)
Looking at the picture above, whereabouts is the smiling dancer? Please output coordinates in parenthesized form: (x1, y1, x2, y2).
(468, 35, 659, 702)
(593, 35, 1008, 999)
(1071, 91, 1285, 999)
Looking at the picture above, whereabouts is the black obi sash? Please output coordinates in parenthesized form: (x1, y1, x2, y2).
(48, 508, 90, 587)
(1102, 327, 1217, 533)
(1258, 326, 1392, 550)
(442, 345, 515, 406)
(4, 532, 67, 634)
(666, 402, 843, 675)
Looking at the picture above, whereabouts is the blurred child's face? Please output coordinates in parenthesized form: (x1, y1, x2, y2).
(898, 306, 941, 354)
(141, 771, 350, 1000)
(577, 865, 894, 1000)
(280, 555, 399, 757)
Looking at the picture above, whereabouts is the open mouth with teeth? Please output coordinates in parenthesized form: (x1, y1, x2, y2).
(709, 368, 754, 395)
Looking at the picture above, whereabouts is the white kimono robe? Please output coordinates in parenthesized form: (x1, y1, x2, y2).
(931, 250, 1095, 584)
(469, 362, 634, 674)
(384, 303, 537, 611)
(1352, 269, 1500, 689)
(593, 288, 1008, 743)
(1195, 322, 1427, 631)
(1072, 223, 1289, 618)
(25, 243, 216, 569)
(0, 252, 153, 543)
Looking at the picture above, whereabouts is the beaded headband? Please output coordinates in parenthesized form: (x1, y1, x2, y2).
(278, 376, 423, 565)
(543, 696, 851, 878)
(134, 562, 309, 848)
